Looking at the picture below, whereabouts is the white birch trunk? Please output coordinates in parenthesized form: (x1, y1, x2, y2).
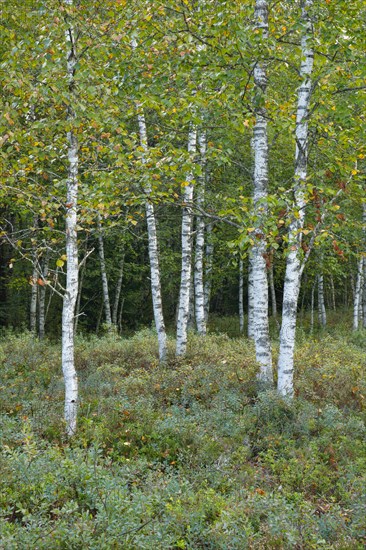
(30, 261, 38, 334)
(247, 255, 255, 339)
(318, 273, 327, 327)
(176, 124, 197, 356)
(239, 258, 244, 333)
(353, 258, 363, 330)
(112, 250, 125, 326)
(38, 249, 49, 340)
(204, 222, 214, 323)
(194, 130, 207, 335)
(330, 275, 336, 311)
(136, 100, 167, 362)
(97, 216, 112, 327)
(310, 277, 315, 333)
(62, 0, 79, 436)
(277, 0, 314, 396)
(251, 0, 272, 381)
(74, 241, 88, 334)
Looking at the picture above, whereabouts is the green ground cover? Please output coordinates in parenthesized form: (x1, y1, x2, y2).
(1, 323, 365, 549)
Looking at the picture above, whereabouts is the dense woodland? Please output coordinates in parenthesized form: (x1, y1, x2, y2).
(1, 0, 366, 548)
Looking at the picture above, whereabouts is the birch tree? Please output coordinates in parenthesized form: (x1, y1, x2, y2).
(38, 249, 50, 340)
(250, 0, 273, 382)
(134, 86, 168, 362)
(277, 0, 314, 396)
(204, 223, 214, 323)
(62, 0, 79, 436)
(97, 216, 112, 328)
(194, 130, 207, 336)
(239, 258, 244, 333)
(176, 124, 197, 356)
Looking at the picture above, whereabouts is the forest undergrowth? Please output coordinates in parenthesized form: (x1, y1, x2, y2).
(1, 319, 365, 549)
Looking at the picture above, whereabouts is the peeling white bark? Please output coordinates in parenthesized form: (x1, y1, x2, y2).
(251, 0, 273, 382)
(136, 103, 167, 362)
(204, 222, 214, 323)
(239, 258, 244, 333)
(353, 258, 363, 330)
(176, 124, 197, 356)
(30, 261, 38, 334)
(38, 249, 49, 340)
(194, 130, 207, 335)
(247, 255, 255, 339)
(62, 0, 79, 436)
(277, 0, 314, 396)
(97, 216, 112, 327)
(318, 273, 327, 327)
(112, 250, 125, 326)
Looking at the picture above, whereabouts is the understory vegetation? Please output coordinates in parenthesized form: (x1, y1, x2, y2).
(1, 320, 366, 549)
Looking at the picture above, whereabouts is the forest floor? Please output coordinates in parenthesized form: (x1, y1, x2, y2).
(1, 317, 366, 549)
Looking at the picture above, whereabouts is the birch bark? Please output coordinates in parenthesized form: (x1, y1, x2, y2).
(353, 258, 363, 330)
(176, 124, 197, 356)
(62, 0, 79, 436)
(30, 261, 38, 334)
(112, 250, 125, 326)
(136, 105, 167, 362)
(277, 0, 314, 396)
(239, 258, 244, 333)
(247, 255, 255, 339)
(204, 222, 214, 323)
(251, 0, 272, 381)
(318, 272, 327, 327)
(194, 130, 207, 335)
(38, 249, 49, 340)
(97, 216, 112, 327)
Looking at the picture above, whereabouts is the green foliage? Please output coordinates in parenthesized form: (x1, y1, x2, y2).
(1, 330, 365, 548)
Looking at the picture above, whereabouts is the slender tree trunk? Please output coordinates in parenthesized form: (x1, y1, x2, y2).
(247, 255, 255, 339)
(176, 124, 197, 356)
(135, 95, 167, 362)
(310, 277, 315, 334)
(97, 216, 112, 327)
(188, 272, 195, 331)
(74, 243, 88, 334)
(62, 0, 79, 436)
(118, 296, 125, 333)
(112, 250, 125, 326)
(353, 258, 363, 330)
(268, 260, 278, 322)
(251, 0, 272, 382)
(30, 261, 38, 334)
(277, 0, 313, 396)
(194, 130, 207, 335)
(330, 275, 336, 311)
(318, 273, 327, 327)
(204, 222, 214, 323)
(239, 258, 244, 333)
(38, 249, 50, 340)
